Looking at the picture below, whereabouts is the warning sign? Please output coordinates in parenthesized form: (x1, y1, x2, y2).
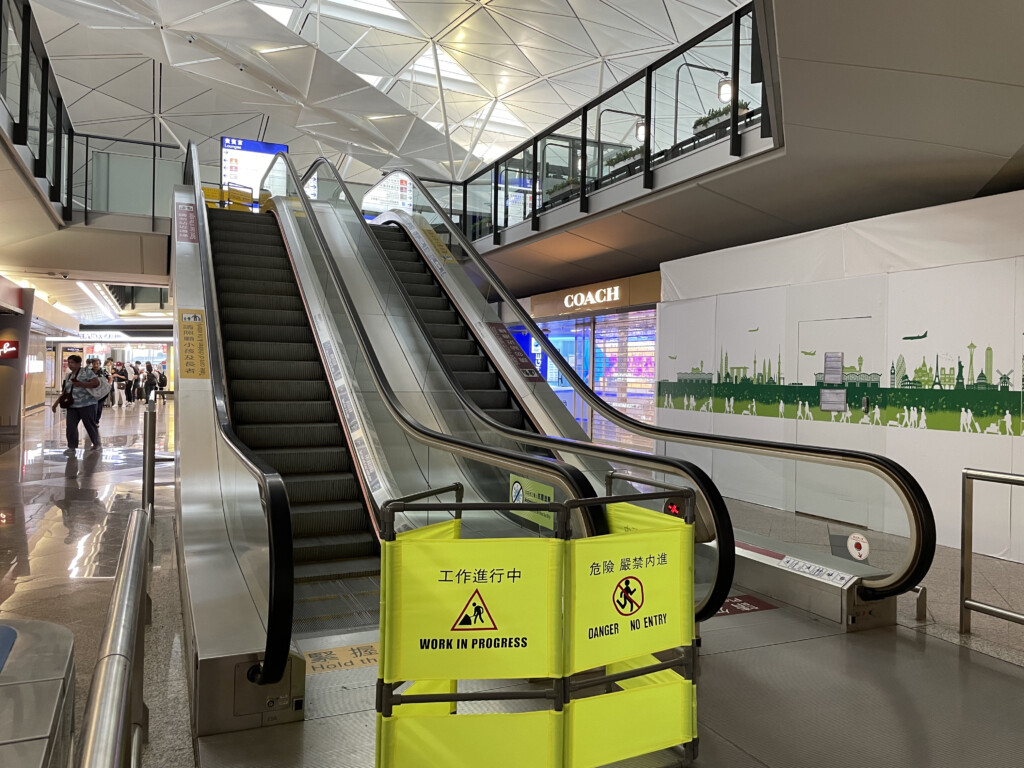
(508, 474, 555, 530)
(486, 323, 545, 382)
(177, 309, 209, 379)
(613, 577, 644, 616)
(451, 589, 497, 631)
(382, 533, 562, 682)
(567, 521, 693, 674)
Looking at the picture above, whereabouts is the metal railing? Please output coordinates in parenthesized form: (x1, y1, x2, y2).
(959, 468, 1024, 633)
(76, 394, 161, 768)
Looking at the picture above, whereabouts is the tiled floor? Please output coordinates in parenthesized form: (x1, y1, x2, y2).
(3, 397, 1024, 768)
(0, 399, 194, 768)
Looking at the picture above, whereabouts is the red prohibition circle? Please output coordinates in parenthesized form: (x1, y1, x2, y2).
(613, 576, 644, 616)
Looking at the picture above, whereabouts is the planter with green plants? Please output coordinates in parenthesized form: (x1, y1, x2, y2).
(692, 100, 750, 133)
(547, 177, 580, 202)
(604, 146, 643, 172)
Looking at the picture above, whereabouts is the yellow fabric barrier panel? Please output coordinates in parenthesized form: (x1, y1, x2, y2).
(379, 710, 561, 768)
(383, 537, 563, 682)
(606, 501, 687, 534)
(564, 679, 694, 768)
(566, 523, 694, 674)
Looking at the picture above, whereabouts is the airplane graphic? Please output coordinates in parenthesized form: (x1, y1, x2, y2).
(902, 331, 928, 341)
(800, 350, 816, 356)
(748, 327, 759, 332)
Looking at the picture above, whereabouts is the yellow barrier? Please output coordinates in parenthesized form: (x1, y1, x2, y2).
(377, 495, 697, 767)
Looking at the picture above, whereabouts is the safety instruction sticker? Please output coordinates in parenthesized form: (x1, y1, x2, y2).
(177, 309, 209, 379)
(303, 642, 378, 675)
(567, 527, 692, 674)
(509, 474, 556, 530)
(382, 537, 562, 682)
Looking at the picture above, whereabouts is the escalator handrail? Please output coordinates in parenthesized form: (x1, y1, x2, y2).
(183, 143, 293, 687)
(360, 168, 935, 602)
(259, 152, 605, 532)
(306, 158, 734, 622)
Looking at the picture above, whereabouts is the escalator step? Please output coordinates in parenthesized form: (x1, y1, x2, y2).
(235, 422, 343, 449)
(424, 322, 468, 340)
(418, 308, 458, 325)
(395, 271, 435, 287)
(254, 446, 352, 475)
(369, 225, 406, 240)
(216, 278, 300, 296)
(390, 260, 427, 275)
(223, 340, 320, 362)
(294, 558, 380, 583)
(410, 295, 450, 312)
(464, 389, 511, 410)
(208, 219, 281, 235)
(231, 379, 331, 402)
(219, 307, 308, 327)
(445, 354, 489, 373)
(403, 283, 443, 299)
(283, 472, 360, 504)
(217, 292, 304, 312)
(382, 242, 416, 256)
(214, 253, 291, 271)
(210, 230, 284, 246)
(213, 243, 290, 260)
(292, 589, 378, 624)
(293, 532, 378, 564)
(291, 501, 367, 537)
(227, 360, 324, 381)
(485, 409, 526, 429)
(215, 265, 296, 284)
(435, 337, 478, 355)
(222, 323, 314, 344)
(232, 400, 336, 425)
(454, 370, 498, 389)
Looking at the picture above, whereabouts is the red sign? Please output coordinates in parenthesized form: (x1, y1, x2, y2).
(175, 202, 199, 244)
(485, 322, 545, 383)
(715, 594, 777, 617)
(0, 340, 19, 359)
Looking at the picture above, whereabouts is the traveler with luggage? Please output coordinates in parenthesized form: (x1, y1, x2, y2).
(51, 354, 102, 455)
(112, 361, 128, 408)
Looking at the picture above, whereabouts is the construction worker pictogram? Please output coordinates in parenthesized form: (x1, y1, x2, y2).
(613, 576, 644, 616)
(451, 589, 498, 631)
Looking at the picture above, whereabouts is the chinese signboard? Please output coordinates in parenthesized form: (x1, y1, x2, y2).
(177, 309, 209, 379)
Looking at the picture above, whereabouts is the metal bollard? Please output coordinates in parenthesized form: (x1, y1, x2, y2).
(142, 400, 157, 515)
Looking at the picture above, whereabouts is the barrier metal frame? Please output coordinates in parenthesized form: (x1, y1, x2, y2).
(959, 468, 1024, 633)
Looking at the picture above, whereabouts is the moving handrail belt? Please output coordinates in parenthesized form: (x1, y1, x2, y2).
(360, 167, 936, 603)
(303, 157, 736, 622)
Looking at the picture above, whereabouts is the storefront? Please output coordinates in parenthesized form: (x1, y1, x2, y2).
(48, 333, 175, 393)
(509, 273, 660, 451)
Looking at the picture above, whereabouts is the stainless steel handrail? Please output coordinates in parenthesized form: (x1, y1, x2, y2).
(306, 157, 735, 620)
(257, 152, 604, 523)
(183, 143, 294, 686)
(363, 168, 936, 603)
(76, 506, 152, 768)
(960, 468, 1024, 633)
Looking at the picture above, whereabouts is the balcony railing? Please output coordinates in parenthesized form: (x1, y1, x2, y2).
(358, 3, 769, 247)
(0, 0, 183, 232)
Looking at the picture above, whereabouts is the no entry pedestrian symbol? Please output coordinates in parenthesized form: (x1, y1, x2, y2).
(451, 589, 498, 631)
(613, 577, 644, 616)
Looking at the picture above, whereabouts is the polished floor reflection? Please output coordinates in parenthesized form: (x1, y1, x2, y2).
(0, 400, 193, 768)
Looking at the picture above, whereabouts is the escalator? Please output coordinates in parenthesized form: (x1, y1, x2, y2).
(369, 223, 531, 430)
(207, 207, 378, 635)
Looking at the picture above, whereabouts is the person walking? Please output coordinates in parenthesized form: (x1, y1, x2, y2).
(124, 360, 135, 406)
(52, 354, 102, 455)
(111, 361, 128, 408)
(90, 359, 112, 424)
(143, 362, 158, 402)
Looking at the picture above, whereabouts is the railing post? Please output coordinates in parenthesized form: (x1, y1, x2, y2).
(142, 399, 156, 514)
(36, 57, 49, 178)
(729, 11, 742, 157)
(84, 135, 90, 225)
(959, 471, 973, 634)
(64, 127, 74, 221)
(579, 109, 589, 214)
(530, 137, 540, 231)
(151, 143, 157, 232)
(15, 4, 31, 145)
(643, 66, 654, 189)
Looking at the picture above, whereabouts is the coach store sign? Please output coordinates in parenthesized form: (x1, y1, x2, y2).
(530, 272, 661, 318)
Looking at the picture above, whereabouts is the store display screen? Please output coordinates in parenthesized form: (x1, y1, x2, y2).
(221, 137, 289, 203)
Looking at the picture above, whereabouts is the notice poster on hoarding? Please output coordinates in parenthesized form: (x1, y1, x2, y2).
(220, 137, 288, 206)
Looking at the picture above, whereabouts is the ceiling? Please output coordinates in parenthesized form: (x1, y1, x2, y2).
(31, 0, 743, 183)
(478, 0, 1024, 296)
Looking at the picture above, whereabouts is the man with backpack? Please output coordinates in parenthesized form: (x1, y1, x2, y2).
(90, 358, 113, 423)
(157, 366, 168, 402)
(133, 361, 144, 402)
